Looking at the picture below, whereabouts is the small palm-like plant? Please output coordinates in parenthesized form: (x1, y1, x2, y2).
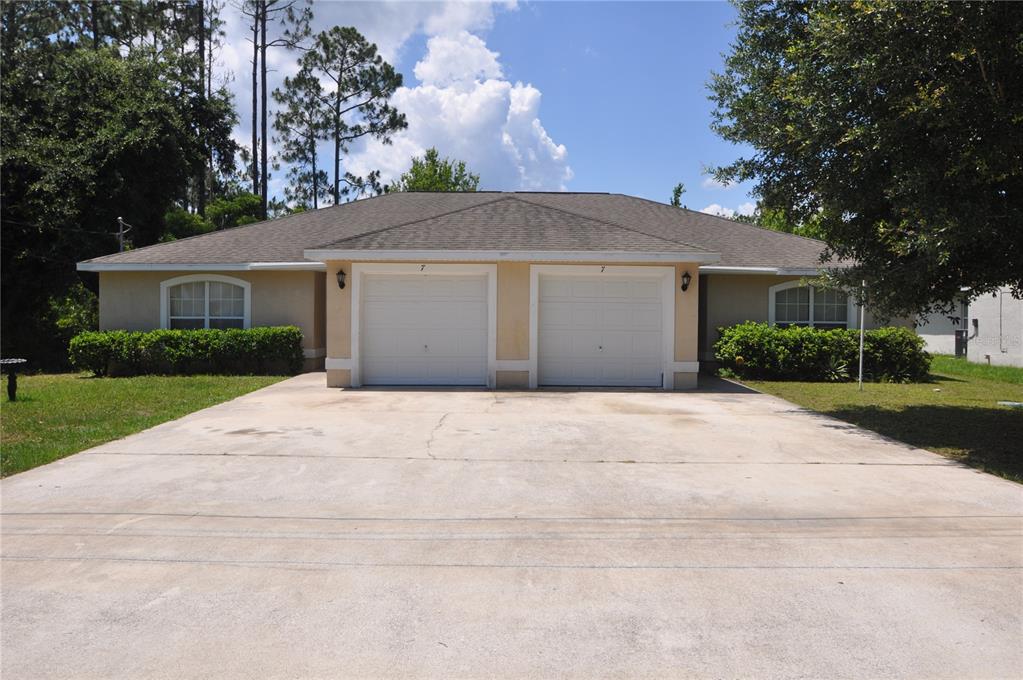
(823, 356, 849, 382)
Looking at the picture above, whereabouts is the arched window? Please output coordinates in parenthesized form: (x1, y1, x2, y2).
(768, 281, 851, 329)
(160, 275, 251, 330)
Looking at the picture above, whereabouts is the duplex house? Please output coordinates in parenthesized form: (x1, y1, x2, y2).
(78, 191, 887, 388)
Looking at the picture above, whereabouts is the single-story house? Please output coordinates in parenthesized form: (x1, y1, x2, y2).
(77, 191, 890, 389)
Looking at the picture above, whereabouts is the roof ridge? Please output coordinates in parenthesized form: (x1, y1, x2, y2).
(614, 193, 829, 248)
(312, 193, 513, 250)
(512, 194, 711, 253)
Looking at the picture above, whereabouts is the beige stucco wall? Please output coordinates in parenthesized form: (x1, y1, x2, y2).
(326, 368, 350, 388)
(701, 274, 798, 360)
(497, 262, 530, 360)
(496, 370, 530, 389)
(674, 264, 699, 362)
(325, 261, 352, 359)
(98, 270, 325, 358)
(700, 273, 909, 362)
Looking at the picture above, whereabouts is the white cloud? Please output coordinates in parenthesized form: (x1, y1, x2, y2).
(700, 202, 756, 218)
(215, 1, 568, 198)
(346, 29, 572, 191)
(413, 32, 502, 88)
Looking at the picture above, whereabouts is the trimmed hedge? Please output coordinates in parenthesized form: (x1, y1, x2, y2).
(69, 327, 305, 377)
(714, 323, 930, 382)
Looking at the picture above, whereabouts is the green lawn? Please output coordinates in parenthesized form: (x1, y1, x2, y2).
(742, 355, 1023, 482)
(0, 373, 284, 477)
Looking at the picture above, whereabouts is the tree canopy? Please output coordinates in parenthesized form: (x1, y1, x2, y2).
(670, 183, 685, 208)
(1, 1, 240, 365)
(392, 148, 481, 193)
(273, 69, 330, 209)
(710, 0, 1023, 317)
(297, 26, 406, 204)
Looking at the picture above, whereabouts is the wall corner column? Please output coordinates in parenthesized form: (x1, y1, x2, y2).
(673, 264, 700, 390)
(325, 259, 353, 387)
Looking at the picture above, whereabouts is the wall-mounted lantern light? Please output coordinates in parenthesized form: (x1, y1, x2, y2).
(336, 269, 346, 290)
(680, 271, 692, 292)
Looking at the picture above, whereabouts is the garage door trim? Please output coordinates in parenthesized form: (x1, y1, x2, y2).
(350, 263, 497, 387)
(529, 264, 676, 389)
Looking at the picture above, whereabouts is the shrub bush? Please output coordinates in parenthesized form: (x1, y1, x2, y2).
(69, 327, 304, 377)
(714, 322, 930, 382)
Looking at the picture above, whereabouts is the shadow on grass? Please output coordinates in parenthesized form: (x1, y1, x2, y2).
(826, 404, 1023, 482)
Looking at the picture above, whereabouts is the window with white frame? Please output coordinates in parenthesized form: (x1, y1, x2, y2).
(162, 276, 250, 330)
(769, 281, 850, 329)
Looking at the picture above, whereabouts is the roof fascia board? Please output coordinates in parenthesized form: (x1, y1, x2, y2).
(699, 265, 824, 276)
(304, 249, 720, 264)
(77, 261, 327, 272)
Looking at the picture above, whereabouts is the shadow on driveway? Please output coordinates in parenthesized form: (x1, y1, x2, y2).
(825, 404, 1022, 481)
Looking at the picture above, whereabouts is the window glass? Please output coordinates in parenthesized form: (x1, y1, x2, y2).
(209, 318, 245, 330)
(813, 287, 848, 327)
(169, 281, 205, 318)
(168, 280, 245, 329)
(775, 286, 810, 325)
(208, 281, 244, 318)
(169, 317, 205, 330)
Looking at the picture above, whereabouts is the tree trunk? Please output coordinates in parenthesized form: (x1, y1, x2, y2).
(259, 0, 268, 220)
(250, 3, 259, 198)
(207, 0, 215, 196)
(333, 90, 341, 205)
(311, 132, 318, 210)
(90, 1, 99, 49)
(197, 0, 207, 217)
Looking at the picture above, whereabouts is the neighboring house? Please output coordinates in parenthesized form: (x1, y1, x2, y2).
(77, 191, 890, 389)
(916, 300, 969, 356)
(916, 289, 1022, 367)
(967, 287, 1023, 367)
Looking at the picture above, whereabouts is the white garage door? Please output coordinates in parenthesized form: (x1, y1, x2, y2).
(538, 275, 664, 387)
(361, 274, 488, 385)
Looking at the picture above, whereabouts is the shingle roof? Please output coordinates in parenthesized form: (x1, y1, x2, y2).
(318, 196, 708, 253)
(79, 191, 828, 268)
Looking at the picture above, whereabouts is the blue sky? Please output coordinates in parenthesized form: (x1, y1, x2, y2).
(484, 1, 754, 209)
(221, 1, 756, 216)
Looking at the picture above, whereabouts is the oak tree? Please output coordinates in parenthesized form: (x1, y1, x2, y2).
(710, 0, 1023, 317)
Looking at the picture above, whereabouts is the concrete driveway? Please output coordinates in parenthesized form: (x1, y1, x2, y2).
(2, 374, 1021, 679)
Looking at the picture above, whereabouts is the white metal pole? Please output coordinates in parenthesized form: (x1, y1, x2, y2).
(858, 280, 866, 391)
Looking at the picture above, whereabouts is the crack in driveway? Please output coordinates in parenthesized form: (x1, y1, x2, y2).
(425, 413, 450, 459)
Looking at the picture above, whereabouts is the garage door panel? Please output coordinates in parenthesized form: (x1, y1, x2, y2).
(571, 305, 601, 328)
(540, 277, 575, 298)
(630, 279, 661, 299)
(362, 274, 488, 385)
(630, 303, 663, 330)
(602, 304, 635, 329)
(539, 274, 665, 387)
(629, 331, 662, 356)
(539, 331, 575, 357)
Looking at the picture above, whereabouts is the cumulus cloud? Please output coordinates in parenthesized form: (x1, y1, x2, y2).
(216, 1, 566, 198)
(413, 32, 502, 88)
(345, 29, 572, 191)
(700, 202, 756, 218)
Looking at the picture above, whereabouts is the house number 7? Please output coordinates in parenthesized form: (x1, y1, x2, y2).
(420, 264, 426, 271)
